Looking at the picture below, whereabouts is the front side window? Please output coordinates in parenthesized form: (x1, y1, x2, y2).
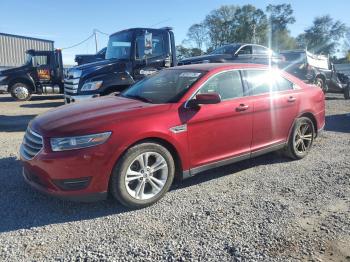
(245, 70, 294, 95)
(237, 45, 252, 55)
(254, 45, 270, 55)
(136, 33, 165, 59)
(121, 69, 204, 103)
(197, 70, 244, 100)
(106, 31, 132, 60)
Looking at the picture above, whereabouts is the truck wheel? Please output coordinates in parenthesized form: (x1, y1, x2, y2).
(110, 142, 175, 208)
(284, 117, 315, 160)
(10, 83, 32, 101)
(314, 77, 327, 93)
(344, 84, 350, 100)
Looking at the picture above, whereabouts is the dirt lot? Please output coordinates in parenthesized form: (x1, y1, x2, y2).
(0, 93, 349, 261)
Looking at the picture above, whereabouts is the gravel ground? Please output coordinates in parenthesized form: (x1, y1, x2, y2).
(0, 93, 349, 262)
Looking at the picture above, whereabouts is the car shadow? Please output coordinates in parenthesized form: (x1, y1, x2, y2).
(0, 152, 291, 233)
(20, 101, 64, 108)
(0, 157, 129, 233)
(325, 114, 350, 133)
(0, 95, 63, 103)
(0, 115, 36, 132)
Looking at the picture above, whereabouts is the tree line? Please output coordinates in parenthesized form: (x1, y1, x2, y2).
(177, 4, 349, 61)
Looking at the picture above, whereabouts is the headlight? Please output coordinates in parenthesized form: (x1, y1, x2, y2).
(0, 76, 7, 82)
(50, 132, 111, 151)
(81, 80, 103, 91)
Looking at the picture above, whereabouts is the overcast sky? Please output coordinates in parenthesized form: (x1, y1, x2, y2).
(1, 0, 349, 65)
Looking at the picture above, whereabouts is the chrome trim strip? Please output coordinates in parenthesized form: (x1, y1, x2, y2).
(170, 124, 187, 134)
(190, 152, 250, 176)
(186, 141, 287, 178)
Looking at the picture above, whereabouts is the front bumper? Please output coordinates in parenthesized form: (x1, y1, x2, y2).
(64, 94, 99, 104)
(20, 139, 116, 202)
(0, 84, 8, 92)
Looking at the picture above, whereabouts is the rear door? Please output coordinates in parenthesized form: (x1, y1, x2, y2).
(243, 69, 300, 151)
(185, 70, 253, 169)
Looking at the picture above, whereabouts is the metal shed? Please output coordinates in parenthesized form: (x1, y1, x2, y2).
(0, 33, 54, 69)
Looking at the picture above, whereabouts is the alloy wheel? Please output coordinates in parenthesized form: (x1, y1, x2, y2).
(14, 86, 29, 100)
(124, 152, 168, 200)
(294, 122, 313, 154)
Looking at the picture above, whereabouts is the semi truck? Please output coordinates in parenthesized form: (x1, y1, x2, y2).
(64, 27, 177, 103)
(0, 49, 64, 101)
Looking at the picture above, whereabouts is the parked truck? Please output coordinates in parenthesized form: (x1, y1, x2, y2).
(64, 27, 177, 103)
(0, 49, 64, 101)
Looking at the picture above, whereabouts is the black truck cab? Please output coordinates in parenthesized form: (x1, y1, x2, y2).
(0, 49, 64, 101)
(64, 27, 177, 103)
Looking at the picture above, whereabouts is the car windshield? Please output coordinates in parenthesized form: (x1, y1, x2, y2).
(121, 69, 205, 104)
(105, 31, 132, 60)
(210, 44, 241, 55)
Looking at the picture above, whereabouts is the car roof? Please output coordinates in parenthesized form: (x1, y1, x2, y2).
(171, 63, 268, 72)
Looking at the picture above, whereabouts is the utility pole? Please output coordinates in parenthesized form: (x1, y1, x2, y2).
(93, 29, 98, 53)
(251, 24, 257, 44)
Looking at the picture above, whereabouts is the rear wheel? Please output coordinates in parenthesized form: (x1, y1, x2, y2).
(344, 84, 350, 100)
(110, 142, 175, 208)
(314, 77, 327, 93)
(285, 117, 315, 160)
(10, 82, 32, 101)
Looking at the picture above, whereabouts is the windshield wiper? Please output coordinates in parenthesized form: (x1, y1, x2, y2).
(124, 94, 153, 103)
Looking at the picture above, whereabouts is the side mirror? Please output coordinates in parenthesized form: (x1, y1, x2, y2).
(187, 93, 221, 108)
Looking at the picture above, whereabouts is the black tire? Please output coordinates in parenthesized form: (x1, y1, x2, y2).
(314, 77, 327, 93)
(284, 117, 315, 160)
(10, 82, 32, 101)
(110, 142, 175, 208)
(344, 84, 350, 100)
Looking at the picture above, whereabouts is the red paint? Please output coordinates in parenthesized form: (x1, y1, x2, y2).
(20, 63, 325, 200)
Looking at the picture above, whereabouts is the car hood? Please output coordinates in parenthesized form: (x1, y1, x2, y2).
(0, 65, 30, 76)
(30, 96, 171, 136)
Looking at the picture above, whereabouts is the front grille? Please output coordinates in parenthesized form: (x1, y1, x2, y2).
(20, 128, 43, 160)
(64, 78, 79, 95)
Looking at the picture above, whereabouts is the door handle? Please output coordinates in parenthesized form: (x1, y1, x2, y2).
(236, 104, 249, 112)
(287, 96, 296, 102)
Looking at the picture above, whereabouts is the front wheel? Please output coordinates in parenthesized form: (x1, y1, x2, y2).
(284, 117, 315, 160)
(10, 83, 32, 101)
(110, 142, 175, 208)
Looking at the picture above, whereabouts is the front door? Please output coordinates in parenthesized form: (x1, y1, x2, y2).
(184, 70, 253, 169)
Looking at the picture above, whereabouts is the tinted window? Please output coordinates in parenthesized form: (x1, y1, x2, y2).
(121, 69, 204, 103)
(33, 55, 49, 66)
(245, 70, 294, 95)
(210, 45, 240, 55)
(106, 31, 132, 60)
(198, 71, 244, 100)
(254, 45, 269, 55)
(237, 45, 252, 55)
(136, 33, 165, 59)
(280, 52, 306, 62)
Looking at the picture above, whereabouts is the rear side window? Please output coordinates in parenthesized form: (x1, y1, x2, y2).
(245, 70, 294, 95)
(136, 33, 165, 59)
(237, 45, 252, 55)
(198, 70, 244, 100)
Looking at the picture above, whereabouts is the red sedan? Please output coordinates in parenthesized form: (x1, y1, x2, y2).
(20, 63, 325, 208)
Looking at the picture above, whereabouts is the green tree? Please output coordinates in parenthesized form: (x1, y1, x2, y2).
(203, 5, 238, 48)
(234, 4, 268, 44)
(266, 4, 296, 50)
(186, 23, 207, 52)
(296, 15, 349, 55)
